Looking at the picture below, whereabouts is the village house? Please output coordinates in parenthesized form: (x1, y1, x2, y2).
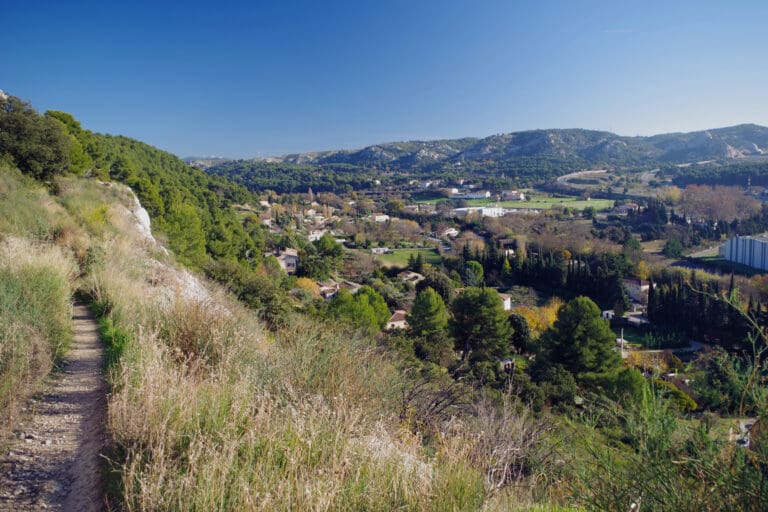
(441, 227, 459, 239)
(622, 278, 651, 304)
(612, 202, 640, 215)
(307, 229, 327, 242)
(318, 283, 339, 300)
(397, 270, 425, 285)
(386, 310, 408, 330)
(499, 293, 513, 311)
(370, 213, 390, 223)
(317, 280, 363, 299)
(370, 247, 390, 255)
(268, 248, 298, 274)
(501, 190, 526, 201)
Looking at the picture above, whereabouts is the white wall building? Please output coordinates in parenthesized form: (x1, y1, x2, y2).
(723, 235, 768, 271)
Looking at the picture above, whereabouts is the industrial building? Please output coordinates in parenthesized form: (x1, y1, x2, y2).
(721, 235, 768, 271)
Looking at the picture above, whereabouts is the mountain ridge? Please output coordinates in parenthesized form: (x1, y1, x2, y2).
(236, 124, 768, 169)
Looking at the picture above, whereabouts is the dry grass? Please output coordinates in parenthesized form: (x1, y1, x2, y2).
(80, 203, 499, 511)
(0, 237, 77, 439)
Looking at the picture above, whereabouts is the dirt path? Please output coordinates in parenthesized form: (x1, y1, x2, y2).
(0, 302, 107, 511)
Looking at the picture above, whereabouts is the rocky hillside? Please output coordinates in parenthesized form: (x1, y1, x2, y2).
(247, 124, 768, 169)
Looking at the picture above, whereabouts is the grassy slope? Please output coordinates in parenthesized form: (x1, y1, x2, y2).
(73, 179, 495, 510)
(0, 167, 77, 440)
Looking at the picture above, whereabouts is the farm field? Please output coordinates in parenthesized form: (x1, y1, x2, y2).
(464, 196, 615, 210)
(413, 192, 614, 211)
(376, 248, 442, 268)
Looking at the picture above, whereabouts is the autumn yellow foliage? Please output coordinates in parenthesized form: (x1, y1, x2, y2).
(515, 297, 564, 339)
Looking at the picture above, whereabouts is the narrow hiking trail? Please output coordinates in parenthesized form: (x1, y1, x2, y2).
(0, 302, 107, 511)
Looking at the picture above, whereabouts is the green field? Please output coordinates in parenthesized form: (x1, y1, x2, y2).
(464, 196, 615, 210)
(414, 192, 614, 211)
(377, 248, 442, 268)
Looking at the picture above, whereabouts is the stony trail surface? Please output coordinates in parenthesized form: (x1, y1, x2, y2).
(0, 302, 107, 511)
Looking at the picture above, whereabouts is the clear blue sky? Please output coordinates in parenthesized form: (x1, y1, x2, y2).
(2, 0, 767, 158)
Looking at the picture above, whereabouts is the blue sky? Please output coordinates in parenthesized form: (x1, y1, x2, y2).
(2, 0, 767, 158)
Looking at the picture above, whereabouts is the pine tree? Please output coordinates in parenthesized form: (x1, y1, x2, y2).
(408, 288, 452, 365)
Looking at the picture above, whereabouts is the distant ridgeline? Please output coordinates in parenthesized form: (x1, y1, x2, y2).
(206, 124, 768, 194)
(0, 93, 257, 267)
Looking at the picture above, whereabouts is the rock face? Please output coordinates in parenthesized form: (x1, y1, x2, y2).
(129, 191, 153, 241)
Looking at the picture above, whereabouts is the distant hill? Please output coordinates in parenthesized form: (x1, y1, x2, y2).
(207, 124, 768, 193)
(259, 124, 768, 167)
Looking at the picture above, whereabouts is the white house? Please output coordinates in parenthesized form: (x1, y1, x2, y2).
(370, 213, 390, 223)
(499, 293, 513, 311)
(441, 227, 459, 238)
(370, 247, 390, 255)
(308, 229, 327, 242)
(501, 190, 526, 201)
(386, 310, 408, 330)
(622, 278, 651, 304)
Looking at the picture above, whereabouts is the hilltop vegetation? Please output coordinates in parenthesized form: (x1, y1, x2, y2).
(2, 94, 256, 268)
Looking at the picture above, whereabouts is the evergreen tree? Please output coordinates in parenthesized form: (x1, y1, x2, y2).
(535, 296, 621, 381)
(408, 288, 453, 365)
(451, 287, 513, 364)
(416, 271, 454, 305)
(508, 313, 531, 354)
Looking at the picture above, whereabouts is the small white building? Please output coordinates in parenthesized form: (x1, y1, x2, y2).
(501, 190, 526, 201)
(453, 206, 506, 218)
(308, 229, 327, 242)
(386, 310, 408, 330)
(441, 227, 460, 239)
(370, 213, 390, 223)
(602, 310, 615, 321)
(499, 293, 513, 311)
(370, 247, 390, 255)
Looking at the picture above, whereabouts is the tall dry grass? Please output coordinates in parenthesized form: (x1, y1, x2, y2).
(0, 237, 77, 437)
(80, 205, 499, 510)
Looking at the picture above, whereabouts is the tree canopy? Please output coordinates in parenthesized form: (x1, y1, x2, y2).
(535, 296, 621, 380)
(0, 95, 71, 179)
(408, 287, 452, 365)
(451, 287, 513, 365)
